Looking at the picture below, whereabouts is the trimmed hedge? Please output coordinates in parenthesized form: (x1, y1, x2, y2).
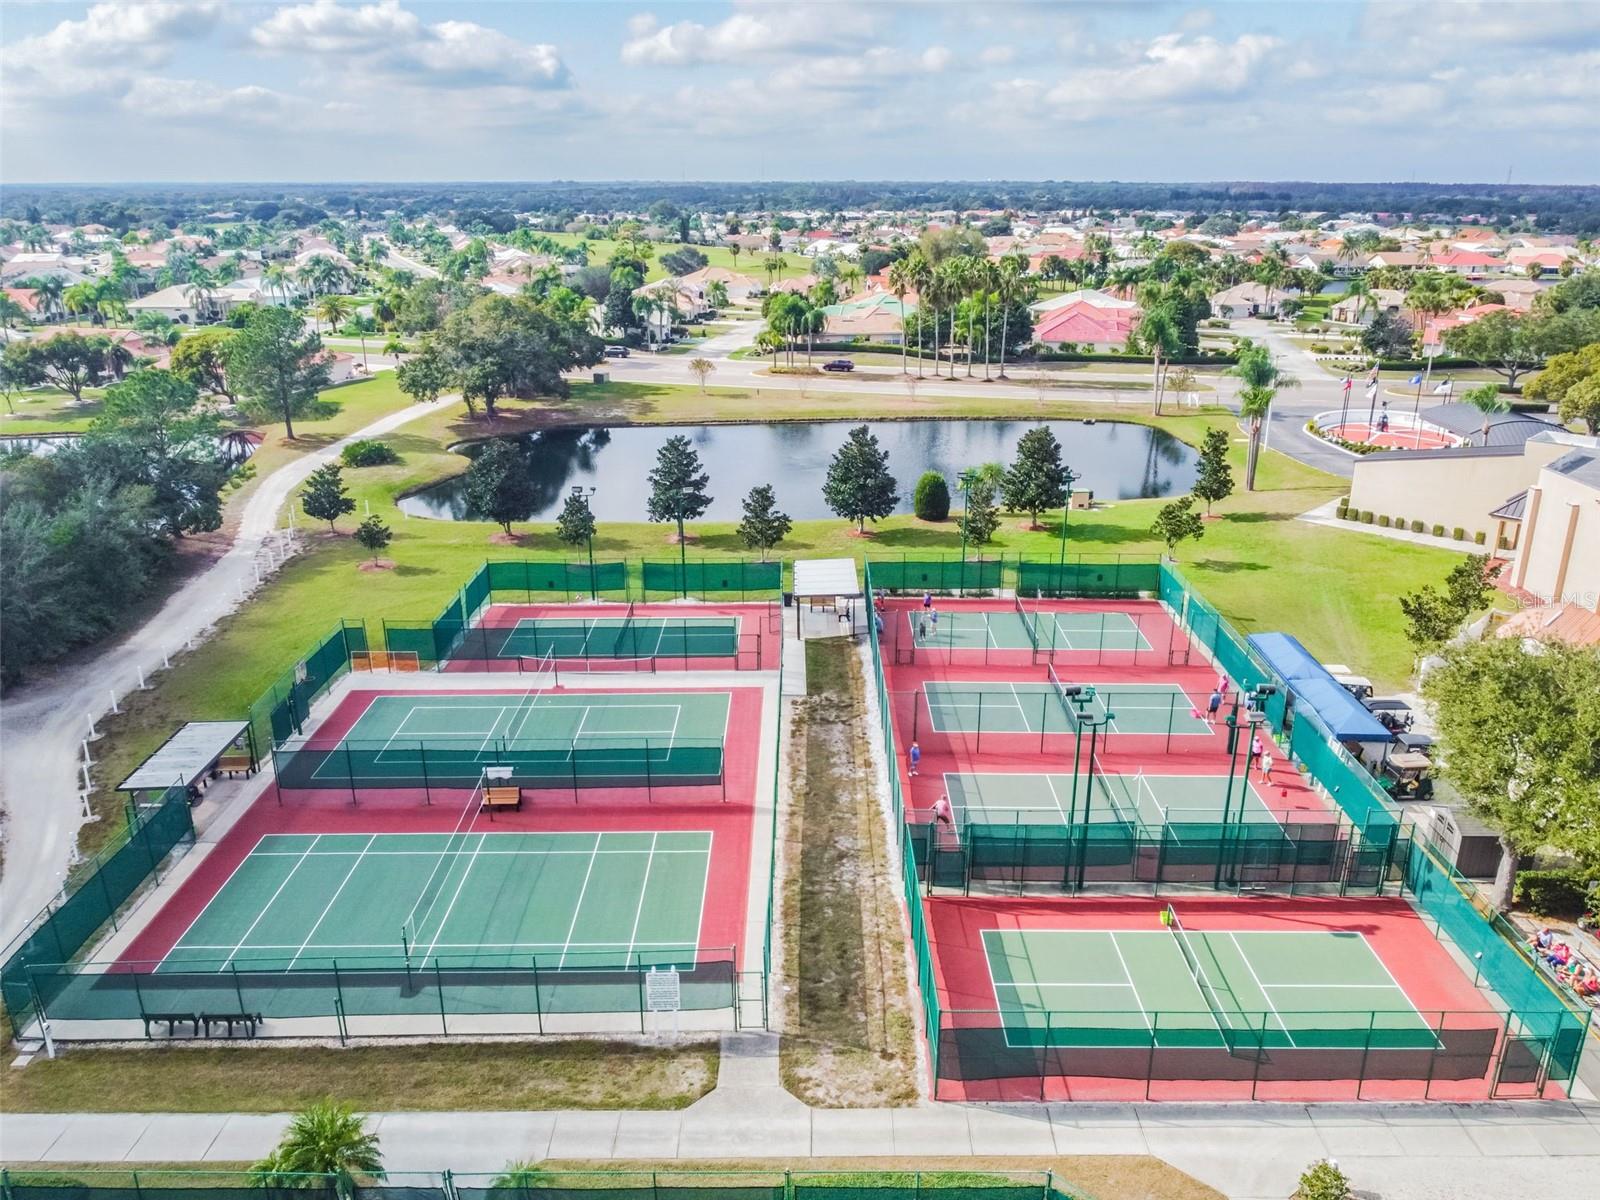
(1378, 515, 1391, 527)
(340, 439, 399, 468)
(913, 471, 951, 521)
(1514, 868, 1595, 918)
(1453, 527, 1466, 540)
(1432, 524, 1446, 537)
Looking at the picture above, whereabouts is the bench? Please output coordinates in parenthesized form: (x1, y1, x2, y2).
(201, 1011, 263, 1038)
(216, 751, 254, 778)
(143, 1011, 200, 1038)
(482, 785, 522, 811)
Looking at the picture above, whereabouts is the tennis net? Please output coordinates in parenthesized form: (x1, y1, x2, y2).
(1014, 595, 1039, 651)
(1045, 663, 1080, 726)
(1165, 904, 1242, 1049)
(1088, 753, 1137, 825)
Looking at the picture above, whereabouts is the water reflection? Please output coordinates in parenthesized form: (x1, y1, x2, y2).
(398, 419, 1199, 523)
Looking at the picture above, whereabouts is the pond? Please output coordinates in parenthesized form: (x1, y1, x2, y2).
(396, 419, 1199, 523)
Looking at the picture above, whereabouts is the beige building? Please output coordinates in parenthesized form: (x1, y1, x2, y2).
(1510, 447, 1600, 609)
(1347, 432, 1600, 611)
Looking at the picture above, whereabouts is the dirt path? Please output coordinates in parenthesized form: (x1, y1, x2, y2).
(0, 394, 458, 946)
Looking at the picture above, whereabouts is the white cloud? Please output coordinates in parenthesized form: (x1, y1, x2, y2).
(121, 77, 294, 123)
(1044, 32, 1278, 117)
(1371, 0, 1600, 52)
(921, 46, 953, 73)
(252, 0, 569, 88)
(1, 1, 221, 100)
(620, 4, 876, 65)
(979, 45, 1016, 66)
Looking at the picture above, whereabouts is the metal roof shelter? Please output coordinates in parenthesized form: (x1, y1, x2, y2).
(1246, 632, 1390, 742)
(791, 558, 863, 639)
(117, 720, 256, 793)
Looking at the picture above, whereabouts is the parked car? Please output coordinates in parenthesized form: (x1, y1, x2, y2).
(822, 358, 855, 372)
(604, 345, 630, 359)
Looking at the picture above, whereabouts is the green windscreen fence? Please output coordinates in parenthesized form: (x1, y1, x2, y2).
(0, 1170, 1083, 1200)
(1017, 558, 1159, 597)
(866, 557, 1006, 592)
(0, 787, 194, 1023)
(1404, 841, 1591, 1078)
(245, 621, 362, 751)
(486, 559, 628, 597)
(642, 559, 781, 598)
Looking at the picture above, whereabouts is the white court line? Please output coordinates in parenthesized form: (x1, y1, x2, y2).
(420, 832, 489, 964)
(162, 835, 290, 966)
(1227, 931, 1298, 1047)
(175, 940, 705, 951)
(248, 847, 708, 857)
(286, 834, 378, 969)
(558, 835, 604, 970)
(623, 832, 660, 966)
(218, 835, 322, 970)
(1106, 932, 1157, 1034)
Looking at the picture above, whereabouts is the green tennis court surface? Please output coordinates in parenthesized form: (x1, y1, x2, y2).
(910, 609, 1151, 653)
(983, 925, 1435, 1050)
(160, 831, 711, 972)
(945, 771, 1280, 828)
(924, 681, 1211, 737)
(288, 691, 730, 788)
(482, 616, 741, 661)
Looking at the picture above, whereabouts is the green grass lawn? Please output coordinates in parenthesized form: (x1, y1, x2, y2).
(0, 389, 106, 435)
(543, 233, 811, 284)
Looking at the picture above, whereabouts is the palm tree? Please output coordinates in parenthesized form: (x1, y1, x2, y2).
(315, 294, 352, 336)
(887, 257, 917, 376)
(727, 242, 742, 274)
(994, 254, 1026, 379)
(62, 282, 99, 324)
(838, 261, 864, 296)
(706, 280, 729, 310)
(1228, 344, 1300, 490)
(1463, 382, 1510, 440)
(904, 251, 932, 378)
(263, 262, 291, 306)
(184, 266, 218, 322)
(0, 293, 25, 330)
(1253, 255, 1288, 314)
(252, 1100, 382, 1200)
(27, 276, 66, 322)
(1137, 303, 1180, 415)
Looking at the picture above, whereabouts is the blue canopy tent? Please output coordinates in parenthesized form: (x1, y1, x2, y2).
(1246, 632, 1391, 742)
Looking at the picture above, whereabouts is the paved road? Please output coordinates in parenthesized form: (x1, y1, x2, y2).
(0, 395, 457, 947)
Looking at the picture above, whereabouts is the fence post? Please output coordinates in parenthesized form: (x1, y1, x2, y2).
(436, 960, 448, 1036)
(231, 961, 247, 1014)
(345, 742, 358, 807)
(532, 956, 544, 1035)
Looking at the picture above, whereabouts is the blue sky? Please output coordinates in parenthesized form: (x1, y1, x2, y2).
(2, 1, 1596, 184)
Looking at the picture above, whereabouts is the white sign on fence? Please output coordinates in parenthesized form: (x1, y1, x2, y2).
(645, 967, 682, 1012)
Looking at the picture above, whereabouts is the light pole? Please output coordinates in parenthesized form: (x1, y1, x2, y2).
(1057, 464, 1080, 578)
(571, 486, 598, 599)
(957, 467, 977, 598)
(1072, 707, 1115, 892)
(1217, 685, 1275, 890)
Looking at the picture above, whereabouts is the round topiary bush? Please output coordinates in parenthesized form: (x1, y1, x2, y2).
(913, 470, 951, 521)
(341, 439, 399, 468)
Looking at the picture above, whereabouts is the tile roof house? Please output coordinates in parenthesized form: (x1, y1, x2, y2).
(1427, 250, 1504, 277)
(1210, 282, 1284, 319)
(1030, 288, 1137, 315)
(1330, 288, 1408, 325)
(675, 266, 762, 302)
(816, 292, 916, 343)
(1032, 300, 1140, 352)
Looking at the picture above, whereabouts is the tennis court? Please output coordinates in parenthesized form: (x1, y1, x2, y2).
(924, 680, 1212, 737)
(944, 770, 1280, 829)
(285, 690, 731, 789)
(983, 916, 1436, 1050)
(908, 607, 1152, 653)
(160, 830, 711, 972)
(482, 615, 742, 662)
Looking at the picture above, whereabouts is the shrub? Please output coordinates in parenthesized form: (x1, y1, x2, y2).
(1294, 1159, 1352, 1200)
(913, 470, 951, 521)
(340, 439, 399, 468)
(1310, 342, 1330, 353)
(1453, 527, 1466, 540)
(1514, 868, 1594, 918)
(1432, 524, 1445, 537)
(1474, 530, 1486, 545)
(1377, 515, 1391, 527)
(1359, 510, 1374, 524)
(1336, 502, 1349, 519)
(1393, 515, 1406, 528)
(1410, 520, 1424, 533)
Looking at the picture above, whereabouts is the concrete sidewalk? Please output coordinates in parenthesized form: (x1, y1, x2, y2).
(5, 1092, 1598, 1200)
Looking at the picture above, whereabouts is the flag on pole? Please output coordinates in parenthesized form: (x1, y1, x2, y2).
(1408, 373, 1424, 385)
(1343, 375, 1353, 393)
(1367, 363, 1380, 383)
(1434, 378, 1453, 395)
(1367, 382, 1379, 400)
